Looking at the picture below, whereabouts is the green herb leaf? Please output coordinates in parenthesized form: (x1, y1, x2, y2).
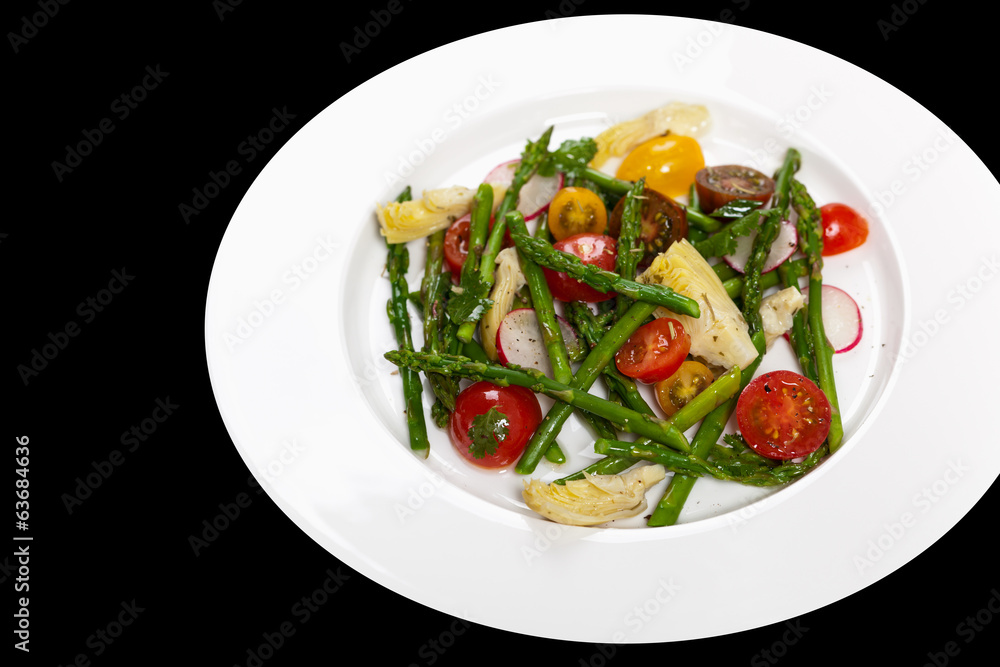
(692, 210, 761, 259)
(710, 199, 764, 219)
(446, 273, 493, 323)
(539, 137, 598, 180)
(467, 407, 510, 459)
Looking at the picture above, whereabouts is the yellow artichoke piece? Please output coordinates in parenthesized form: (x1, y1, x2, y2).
(376, 185, 476, 244)
(760, 286, 806, 348)
(522, 464, 667, 526)
(637, 239, 758, 371)
(480, 247, 527, 361)
(590, 102, 711, 169)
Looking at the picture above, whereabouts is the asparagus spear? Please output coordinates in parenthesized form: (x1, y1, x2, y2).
(647, 149, 801, 525)
(456, 127, 554, 342)
(421, 227, 460, 427)
(790, 178, 844, 452)
(514, 299, 659, 474)
(385, 187, 429, 457)
(510, 233, 701, 317)
(613, 178, 646, 319)
(384, 349, 693, 453)
(593, 439, 822, 487)
(558, 364, 742, 483)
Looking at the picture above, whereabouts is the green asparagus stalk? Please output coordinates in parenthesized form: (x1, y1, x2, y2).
(384, 349, 693, 453)
(614, 178, 646, 319)
(558, 364, 743, 483)
(506, 210, 584, 459)
(593, 439, 822, 487)
(778, 261, 817, 382)
(510, 233, 701, 318)
(514, 299, 659, 474)
(740, 209, 783, 338)
(506, 211, 574, 384)
(421, 227, 460, 426)
(790, 178, 844, 452)
(648, 149, 801, 525)
(456, 127, 553, 342)
(723, 258, 806, 301)
(385, 187, 429, 457)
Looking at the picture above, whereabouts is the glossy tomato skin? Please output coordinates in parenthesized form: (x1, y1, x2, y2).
(736, 370, 832, 460)
(654, 360, 714, 417)
(608, 188, 688, 258)
(615, 318, 691, 385)
(694, 165, 775, 214)
(547, 187, 608, 241)
(820, 203, 869, 256)
(615, 134, 705, 200)
(449, 381, 542, 468)
(543, 233, 618, 302)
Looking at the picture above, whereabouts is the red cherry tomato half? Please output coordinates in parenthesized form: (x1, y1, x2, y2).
(614, 318, 691, 384)
(449, 381, 542, 468)
(542, 233, 618, 302)
(820, 203, 869, 256)
(736, 370, 832, 460)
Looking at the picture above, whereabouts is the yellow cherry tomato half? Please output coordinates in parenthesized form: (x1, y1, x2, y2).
(654, 360, 714, 417)
(546, 187, 608, 241)
(615, 134, 706, 200)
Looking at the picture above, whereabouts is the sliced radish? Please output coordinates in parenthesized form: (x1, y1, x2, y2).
(483, 159, 563, 221)
(821, 284, 863, 353)
(496, 308, 581, 376)
(722, 218, 798, 274)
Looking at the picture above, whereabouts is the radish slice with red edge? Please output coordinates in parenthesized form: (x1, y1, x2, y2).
(821, 284, 863, 353)
(723, 218, 798, 274)
(496, 308, 581, 376)
(484, 160, 563, 221)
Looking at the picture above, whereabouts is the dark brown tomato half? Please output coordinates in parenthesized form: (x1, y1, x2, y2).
(694, 165, 775, 214)
(608, 188, 688, 260)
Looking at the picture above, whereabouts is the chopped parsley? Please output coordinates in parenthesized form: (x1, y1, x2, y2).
(467, 407, 510, 459)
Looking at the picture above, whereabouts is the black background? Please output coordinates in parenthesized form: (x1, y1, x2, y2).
(8, 1, 999, 665)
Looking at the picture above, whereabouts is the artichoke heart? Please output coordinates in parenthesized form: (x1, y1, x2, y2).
(590, 102, 711, 169)
(637, 239, 758, 371)
(480, 247, 527, 361)
(760, 287, 806, 348)
(522, 464, 667, 526)
(376, 185, 476, 243)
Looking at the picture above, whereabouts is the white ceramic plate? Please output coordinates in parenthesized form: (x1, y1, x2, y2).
(205, 16, 1000, 642)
